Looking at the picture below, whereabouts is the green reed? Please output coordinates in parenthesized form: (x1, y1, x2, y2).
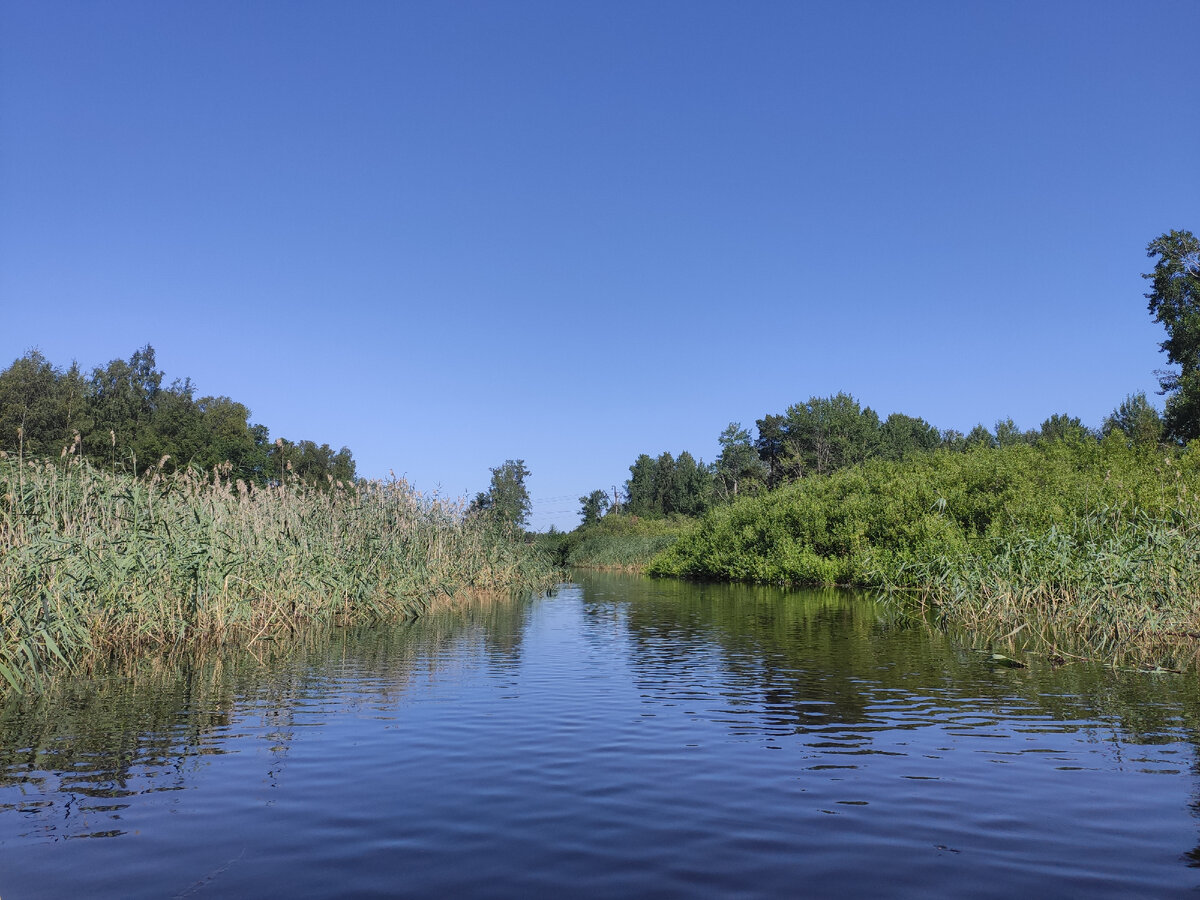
(0, 453, 556, 693)
(894, 502, 1200, 668)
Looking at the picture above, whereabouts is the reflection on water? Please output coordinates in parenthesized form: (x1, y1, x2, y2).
(2, 574, 1199, 897)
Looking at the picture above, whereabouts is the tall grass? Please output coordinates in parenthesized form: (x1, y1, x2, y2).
(648, 438, 1200, 665)
(0, 453, 556, 692)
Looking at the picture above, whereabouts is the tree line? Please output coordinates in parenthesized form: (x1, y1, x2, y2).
(579, 228, 1199, 525)
(0, 344, 356, 487)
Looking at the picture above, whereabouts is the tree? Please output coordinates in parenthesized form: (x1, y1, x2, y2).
(714, 422, 766, 501)
(753, 413, 791, 488)
(1145, 229, 1200, 442)
(477, 459, 532, 530)
(879, 413, 941, 460)
(625, 454, 658, 516)
(0, 350, 69, 458)
(1038, 413, 1092, 443)
(1103, 392, 1163, 447)
(964, 423, 997, 449)
(85, 344, 164, 470)
(272, 438, 357, 489)
(994, 417, 1027, 448)
(578, 489, 610, 527)
(669, 450, 711, 516)
(781, 393, 881, 478)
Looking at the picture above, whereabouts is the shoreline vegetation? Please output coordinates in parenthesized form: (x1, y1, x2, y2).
(552, 230, 1200, 669)
(0, 453, 555, 693)
(4, 230, 1199, 682)
(645, 439, 1200, 668)
(555, 437, 1200, 668)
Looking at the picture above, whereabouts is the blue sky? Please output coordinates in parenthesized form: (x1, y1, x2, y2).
(2, 1, 1197, 530)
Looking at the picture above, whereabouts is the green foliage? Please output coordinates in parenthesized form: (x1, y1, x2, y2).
(1103, 392, 1164, 447)
(578, 489, 610, 527)
(648, 439, 1200, 603)
(0, 351, 90, 460)
(1038, 413, 1091, 443)
(473, 459, 532, 531)
(713, 422, 767, 501)
(879, 412, 941, 461)
(963, 424, 997, 449)
(624, 450, 711, 517)
(755, 392, 881, 483)
(1145, 228, 1200, 442)
(550, 513, 692, 571)
(994, 417, 1031, 447)
(0, 346, 354, 488)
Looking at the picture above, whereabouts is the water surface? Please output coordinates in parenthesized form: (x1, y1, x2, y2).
(3, 573, 1199, 897)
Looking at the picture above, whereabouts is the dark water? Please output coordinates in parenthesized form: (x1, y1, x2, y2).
(3, 573, 1200, 898)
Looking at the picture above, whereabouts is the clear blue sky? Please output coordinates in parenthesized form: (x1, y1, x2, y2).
(2, 1, 1197, 530)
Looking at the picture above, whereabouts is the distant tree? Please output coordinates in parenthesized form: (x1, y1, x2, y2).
(195, 395, 271, 479)
(579, 489, 610, 527)
(85, 344, 164, 471)
(964, 424, 997, 449)
(783, 393, 881, 477)
(1103, 392, 1163, 447)
(0, 350, 71, 458)
(879, 412, 941, 460)
(753, 413, 791, 488)
(1038, 413, 1092, 443)
(651, 452, 676, 514)
(714, 422, 767, 501)
(669, 450, 711, 516)
(939, 428, 966, 452)
(625, 453, 658, 516)
(475, 459, 532, 530)
(994, 418, 1027, 448)
(1145, 229, 1200, 442)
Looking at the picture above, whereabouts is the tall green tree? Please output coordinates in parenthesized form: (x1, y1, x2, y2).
(669, 450, 711, 516)
(625, 453, 658, 516)
(0, 350, 71, 458)
(85, 344, 164, 471)
(964, 424, 997, 449)
(1038, 413, 1092, 443)
(879, 413, 940, 461)
(780, 393, 881, 478)
(714, 422, 766, 501)
(994, 417, 1028, 448)
(474, 459, 532, 530)
(578, 489, 610, 526)
(1103, 392, 1163, 447)
(1145, 229, 1200, 442)
(753, 413, 792, 487)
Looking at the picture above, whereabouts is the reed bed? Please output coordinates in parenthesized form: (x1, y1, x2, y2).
(894, 502, 1200, 668)
(0, 453, 555, 692)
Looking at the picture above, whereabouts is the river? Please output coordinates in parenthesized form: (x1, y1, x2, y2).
(3, 572, 1199, 897)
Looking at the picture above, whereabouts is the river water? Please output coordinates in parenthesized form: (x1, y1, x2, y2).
(3, 572, 1199, 897)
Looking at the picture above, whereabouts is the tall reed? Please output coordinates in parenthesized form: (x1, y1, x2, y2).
(0, 453, 555, 692)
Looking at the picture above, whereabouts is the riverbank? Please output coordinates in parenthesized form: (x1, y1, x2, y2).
(646, 438, 1200, 667)
(536, 513, 692, 572)
(0, 454, 557, 692)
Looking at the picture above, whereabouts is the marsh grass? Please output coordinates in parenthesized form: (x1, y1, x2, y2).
(890, 502, 1200, 668)
(0, 453, 555, 692)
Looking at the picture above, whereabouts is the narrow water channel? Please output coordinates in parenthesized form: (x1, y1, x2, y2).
(3, 572, 1199, 897)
